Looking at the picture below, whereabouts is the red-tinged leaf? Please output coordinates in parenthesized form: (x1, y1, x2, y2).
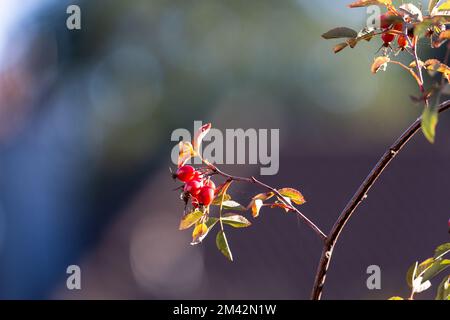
(193, 123, 211, 153)
(251, 199, 264, 218)
(333, 42, 348, 54)
(179, 210, 204, 230)
(348, 0, 392, 8)
(247, 192, 274, 218)
(278, 188, 306, 205)
(439, 30, 450, 40)
(424, 59, 450, 76)
(322, 27, 358, 39)
(216, 230, 233, 261)
(178, 141, 195, 167)
(371, 56, 390, 74)
(270, 201, 293, 212)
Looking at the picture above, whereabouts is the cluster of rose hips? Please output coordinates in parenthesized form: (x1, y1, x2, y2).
(174, 165, 216, 207)
(380, 13, 410, 49)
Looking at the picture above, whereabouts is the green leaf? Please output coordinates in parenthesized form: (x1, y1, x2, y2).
(221, 214, 252, 228)
(212, 193, 231, 205)
(322, 27, 358, 39)
(421, 107, 439, 143)
(206, 217, 219, 229)
(216, 230, 233, 261)
(278, 188, 306, 205)
(221, 200, 246, 211)
(436, 275, 450, 300)
(414, 19, 434, 37)
(434, 243, 450, 259)
(422, 259, 450, 282)
(179, 210, 204, 230)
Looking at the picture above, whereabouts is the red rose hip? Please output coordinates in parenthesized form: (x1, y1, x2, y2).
(176, 165, 195, 182)
(184, 179, 203, 196)
(382, 32, 395, 45)
(197, 186, 215, 206)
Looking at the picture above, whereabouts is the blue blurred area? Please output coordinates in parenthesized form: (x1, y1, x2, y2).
(0, 0, 447, 299)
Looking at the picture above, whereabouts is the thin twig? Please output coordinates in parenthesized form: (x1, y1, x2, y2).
(206, 162, 327, 241)
(310, 99, 450, 300)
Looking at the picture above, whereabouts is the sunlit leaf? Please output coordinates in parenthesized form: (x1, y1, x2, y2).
(221, 213, 252, 228)
(216, 230, 233, 261)
(436, 275, 450, 300)
(271, 199, 293, 212)
(193, 123, 211, 153)
(436, 0, 450, 11)
(439, 29, 450, 40)
(399, 3, 423, 23)
(179, 210, 204, 230)
(388, 296, 404, 300)
(371, 56, 390, 74)
(421, 107, 439, 143)
(348, 0, 392, 8)
(424, 59, 450, 77)
(251, 199, 264, 218)
(191, 223, 208, 245)
(322, 27, 358, 39)
(333, 42, 349, 54)
(221, 200, 246, 211)
(247, 192, 274, 217)
(422, 259, 450, 283)
(178, 141, 195, 167)
(407, 259, 434, 288)
(278, 188, 306, 205)
(435, 243, 450, 258)
(413, 276, 432, 293)
(212, 193, 231, 205)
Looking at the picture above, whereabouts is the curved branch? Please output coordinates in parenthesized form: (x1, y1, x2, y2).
(311, 100, 450, 300)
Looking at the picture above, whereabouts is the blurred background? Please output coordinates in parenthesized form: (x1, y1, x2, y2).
(0, 0, 448, 299)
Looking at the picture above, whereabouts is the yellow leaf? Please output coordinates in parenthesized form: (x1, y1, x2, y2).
(371, 56, 390, 74)
(424, 59, 450, 76)
(251, 199, 264, 218)
(179, 210, 204, 230)
(421, 107, 439, 143)
(348, 0, 392, 8)
(178, 141, 195, 167)
(278, 188, 306, 205)
(191, 223, 208, 244)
